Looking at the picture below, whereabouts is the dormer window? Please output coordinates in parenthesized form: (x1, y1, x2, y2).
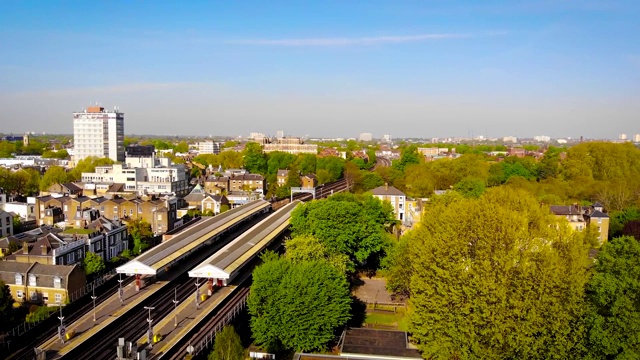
(29, 274, 36, 286)
(53, 276, 61, 289)
(15, 273, 23, 285)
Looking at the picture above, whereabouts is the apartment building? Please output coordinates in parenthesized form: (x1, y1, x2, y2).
(73, 105, 124, 162)
(0, 209, 13, 238)
(196, 141, 222, 154)
(229, 174, 266, 195)
(81, 162, 188, 196)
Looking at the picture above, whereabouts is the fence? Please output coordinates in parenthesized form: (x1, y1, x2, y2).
(190, 291, 248, 356)
(7, 268, 117, 338)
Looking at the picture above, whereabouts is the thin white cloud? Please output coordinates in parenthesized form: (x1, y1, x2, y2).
(225, 32, 491, 46)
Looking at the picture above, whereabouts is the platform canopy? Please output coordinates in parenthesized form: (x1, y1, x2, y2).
(188, 265, 229, 279)
(116, 260, 156, 275)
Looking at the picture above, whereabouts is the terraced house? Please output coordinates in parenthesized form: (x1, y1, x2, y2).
(0, 261, 86, 305)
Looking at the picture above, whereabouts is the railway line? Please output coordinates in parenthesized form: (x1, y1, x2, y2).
(7, 174, 353, 360)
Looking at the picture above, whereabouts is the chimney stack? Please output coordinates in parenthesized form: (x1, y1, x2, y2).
(22, 242, 28, 254)
(385, 182, 388, 191)
(41, 245, 47, 256)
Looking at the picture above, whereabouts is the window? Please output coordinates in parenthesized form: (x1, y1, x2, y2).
(67, 253, 75, 263)
(130, 209, 133, 215)
(30, 291, 37, 300)
(94, 241, 101, 251)
(29, 274, 36, 286)
(55, 293, 62, 303)
(16, 290, 23, 299)
(43, 293, 49, 302)
(15, 273, 23, 285)
(53, 277, 61, 289)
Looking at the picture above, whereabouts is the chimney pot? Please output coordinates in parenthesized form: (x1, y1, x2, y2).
(22, 242, 28, 254)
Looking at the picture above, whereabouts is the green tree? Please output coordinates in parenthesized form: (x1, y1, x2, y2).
(243, 142, 268, 175)
(128, 219, 154, 254)
(174, 141, 190, 153)
(290, 193, 394, 267)
(406, 188, 592, 359)
(248, 257, 351, 352)
(0, 281, 17, 332)
(392, 145, 421, 172)
(208, 325, 244, 360)
(219, 150, 243, 169)
(285, 235, 349, 274)
(453, 177, 486, 198)
(83, 251, 106, 276)
(40, 166, 70, 191)
(295, 153, 317, 175)
(585, 236, 640, 359)
(316, 156, 345, 182)
(42, 149, 69, 159)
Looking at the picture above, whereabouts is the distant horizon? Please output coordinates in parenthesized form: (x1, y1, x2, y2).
(1, 1, 639, 139)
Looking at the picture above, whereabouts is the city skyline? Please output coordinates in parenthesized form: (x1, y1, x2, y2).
(1, 1, 639, 138)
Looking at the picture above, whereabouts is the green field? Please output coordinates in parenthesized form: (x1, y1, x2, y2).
(364, 309, 409, 331)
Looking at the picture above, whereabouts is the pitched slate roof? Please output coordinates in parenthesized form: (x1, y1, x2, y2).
(277, 169, 289, 177)
(370, 185, 405, 197)
(550, 205, 581, 216)
(587, 210, 609, 218)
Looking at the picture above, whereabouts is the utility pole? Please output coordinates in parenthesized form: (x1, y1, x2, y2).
(144, 306, 155, 349)
(91, 285, 97, 322)
(172, 288, 179, 327)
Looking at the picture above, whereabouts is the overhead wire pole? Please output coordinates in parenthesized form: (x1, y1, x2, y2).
(57, 301, 65, 344)
(194, 277, 202, 309)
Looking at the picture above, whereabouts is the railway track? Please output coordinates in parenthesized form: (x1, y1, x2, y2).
(6, 277, 134, 360)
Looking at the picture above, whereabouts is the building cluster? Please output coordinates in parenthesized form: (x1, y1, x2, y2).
(550, 202, 610, 243)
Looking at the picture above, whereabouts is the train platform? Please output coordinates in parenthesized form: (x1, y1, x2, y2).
(35, 201, 271, 359)
(136, 272, 249, 358)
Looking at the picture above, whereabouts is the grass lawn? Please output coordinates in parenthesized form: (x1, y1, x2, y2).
(364, 309, 410, 331)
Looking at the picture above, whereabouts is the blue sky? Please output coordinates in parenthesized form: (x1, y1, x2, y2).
(1, 0, 639, 139)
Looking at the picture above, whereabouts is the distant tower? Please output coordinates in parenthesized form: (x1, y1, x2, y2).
(23, 133, 29, 147)
(73, 105, 125, 162)
(619, 133, 628, 140)
(276, 130, 284, 139)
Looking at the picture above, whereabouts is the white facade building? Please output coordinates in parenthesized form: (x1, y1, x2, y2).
(81, 161, 188, 196)
(73, 105, 125, 162)
(503, 136, 518, 143)
(634, 134, 640, 143)
(534, 135, 551, 142)
(359, 133, 373, 142)
(196, 141, 221, 154)
(371, 184, 406, 223)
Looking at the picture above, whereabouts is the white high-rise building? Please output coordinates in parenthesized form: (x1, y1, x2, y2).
(359, 132, 373, 142)
(276, 130, 284, 138)
(619, 133, 628, 140)
(73, 105, 124, 162)
(634, 134, 640, 143)
(534, 135, 551, 142)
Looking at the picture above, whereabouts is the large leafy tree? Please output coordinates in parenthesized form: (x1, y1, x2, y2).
(40, 166, 70, 191)
(208, 325, 244, 360)
(405, 188, 592, 359)
(243, 142, 267, 175)
(316, 156, 345, 183)
(83, 251, 106, 276)
(290, 193, 394, 267)
(585, 236, 640, 359)
(285, 235, 349, 274)
(128, 219, 154, 254)
(248, 257, 351, 352)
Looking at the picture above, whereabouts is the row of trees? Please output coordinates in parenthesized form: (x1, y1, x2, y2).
(381, 142, 640, 213)
(248, 193, 397, 352)
(384, 187, 640, 359)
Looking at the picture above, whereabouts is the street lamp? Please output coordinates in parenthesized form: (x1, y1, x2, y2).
(172, 288, 179, 327)
(117, 273, 124, 304)
(57, 301, 65, 344)
(144, 306, 155, 349)
(194, 278, 202, 309)
(91, 285, 97, 322)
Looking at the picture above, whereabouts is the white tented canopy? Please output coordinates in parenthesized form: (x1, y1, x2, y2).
(188, 265, 229, 279)
(116, 260, 156, 275)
